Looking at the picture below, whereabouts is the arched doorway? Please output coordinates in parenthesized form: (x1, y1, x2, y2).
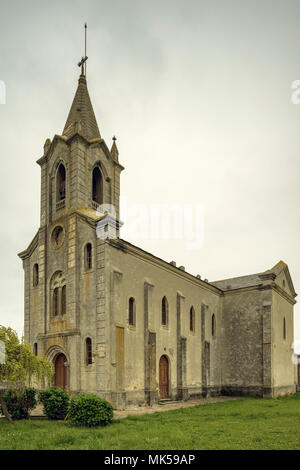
(159, 355, 169, 399)
(54, 353, 67, 389)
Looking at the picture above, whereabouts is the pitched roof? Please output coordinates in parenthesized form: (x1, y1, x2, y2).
(211, 260, 297, 298)
(62, 73, 101, 141)
(268, 260, 297, 298)
(211, 273, 262, 291)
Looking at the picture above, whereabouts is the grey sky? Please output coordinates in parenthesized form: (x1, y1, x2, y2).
(0, 0, 299, 345)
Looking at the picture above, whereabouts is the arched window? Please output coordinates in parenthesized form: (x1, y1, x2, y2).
(50, 271, 66, 317)
(162, 296, 168, 326)
(33, 343, 38, 356)
(61, 285, 66, 315)
(56, 163, 66, 201)
(53, 287, 59, 316)
(212, 314, 216, 339)
(33, 263, 39, 287)
(85, 243, 92, 271)
(283, 317, 286, 340)
(129, 297, 135, 326)
(92, 166, 103, 205)
(86, 338, 92, 365)
(190, 306, 195, 332)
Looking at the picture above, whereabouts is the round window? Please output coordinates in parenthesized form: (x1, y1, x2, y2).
(51, 225, 65, 249)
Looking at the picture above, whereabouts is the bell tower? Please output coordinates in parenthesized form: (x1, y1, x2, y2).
(18, 51, 124, 393)
(37, 68, 124, 227)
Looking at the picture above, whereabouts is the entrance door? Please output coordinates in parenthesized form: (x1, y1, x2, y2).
(54, 353, 67, 389)
(159, 355, 169, 399)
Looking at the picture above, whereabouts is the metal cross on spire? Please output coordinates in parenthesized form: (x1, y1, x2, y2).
(78, 22, 88, 76)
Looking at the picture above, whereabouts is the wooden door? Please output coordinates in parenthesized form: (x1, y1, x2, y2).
(55, 353, 67, 389)
(159, 355, 169, 399)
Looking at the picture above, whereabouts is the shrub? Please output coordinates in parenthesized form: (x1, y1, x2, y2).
(1, 387, 37, 420)
(68, 393, 113, 427)
(39, 386, 70, 420)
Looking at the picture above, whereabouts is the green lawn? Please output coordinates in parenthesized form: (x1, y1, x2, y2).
(1, 395, 300, 450)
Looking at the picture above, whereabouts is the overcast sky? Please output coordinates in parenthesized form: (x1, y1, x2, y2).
(0, 0, 299, 346)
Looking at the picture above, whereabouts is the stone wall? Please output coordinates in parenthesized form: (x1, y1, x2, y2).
(105, 239, 223, 406)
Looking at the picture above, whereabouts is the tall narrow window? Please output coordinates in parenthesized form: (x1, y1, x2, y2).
(33, 343, 38, 356)
(190, 306, 195, 332)
(53, 288, 59, 316)
(33, 264, 39, 287)
(85, 243, 92, 270)
(162, 296, 168, 326)
(61, 285, 66, 315)
(56, 163, 66, 201)
(283, 317, 286, 340)
(129, 297, 135, 326)
(92, 166, 103, 205)
(86, 338, 92, 365)
(212, 314, 216, 339)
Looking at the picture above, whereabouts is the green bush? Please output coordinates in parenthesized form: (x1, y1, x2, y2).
(39, 386, 70, 420)
(1, 387, 37, 420)
(68, 393, 113, 427)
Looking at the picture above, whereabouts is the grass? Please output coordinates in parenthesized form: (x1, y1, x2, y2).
(1, 395, 300, 450)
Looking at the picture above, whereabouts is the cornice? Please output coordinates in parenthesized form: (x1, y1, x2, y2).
(221, 282, 296, 305)
(36, 133, 124, 172)
(107, 238, 223, 296)
(37, 329, 80, 340)
(36, 135, 69, 166)
(17, 229, 39, 260)
(271, 282, 297, 305)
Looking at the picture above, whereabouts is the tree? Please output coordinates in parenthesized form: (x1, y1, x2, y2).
(0, 325, 54, 422)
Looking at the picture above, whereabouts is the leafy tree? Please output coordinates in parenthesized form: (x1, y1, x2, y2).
(0, 325, 53, 422)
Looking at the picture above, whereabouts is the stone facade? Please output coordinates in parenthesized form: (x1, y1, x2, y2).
(18, 70, 298, 409)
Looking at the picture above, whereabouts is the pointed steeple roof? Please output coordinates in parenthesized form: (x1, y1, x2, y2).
(63, 73, 101, 141)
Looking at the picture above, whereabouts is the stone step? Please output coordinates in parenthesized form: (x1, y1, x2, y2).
(159, 399, 179, 405)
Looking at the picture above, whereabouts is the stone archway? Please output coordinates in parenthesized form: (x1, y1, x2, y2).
(54, 353, 68, 389)
(46, 346, 69, 390)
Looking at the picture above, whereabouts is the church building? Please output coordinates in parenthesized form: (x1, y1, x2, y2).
(18, 64, 297, 409)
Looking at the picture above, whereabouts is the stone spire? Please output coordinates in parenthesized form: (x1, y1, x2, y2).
(110, 135, 119, 162)
(62, 73, 101, 141)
